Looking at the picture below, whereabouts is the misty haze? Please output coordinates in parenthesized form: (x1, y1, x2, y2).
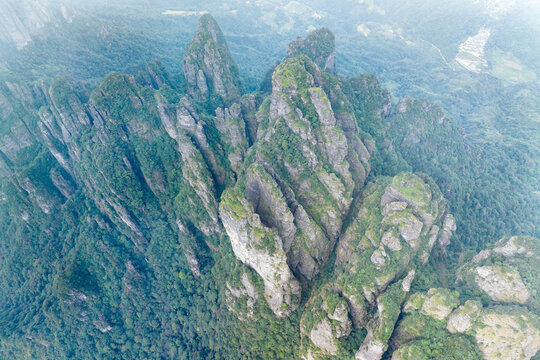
(0, 1, 539, 359)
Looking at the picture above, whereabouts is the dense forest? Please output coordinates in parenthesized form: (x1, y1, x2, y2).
(0, 1, 538, 359)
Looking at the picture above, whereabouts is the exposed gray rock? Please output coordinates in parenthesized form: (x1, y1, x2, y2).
(182, 14, 242, 103)
(438, 213, 456, 247)
(475, 309, 540, 360)
(370, 246, 388, 267)
(300, 285, 352, 356)
(355, 275, 413, 360)
(381, 231, 402, 251)
(309, 319, 339, 355)
(225, 272, 259, 320)
(473, 265, 530, 304)
(447, 300, 482, 333)
(494, 236, 535, 258)
(214, 104, 248, 175)
(175, 132, 220, 236)
(420, 288, 459, 321)
(220, 193, 301, 317)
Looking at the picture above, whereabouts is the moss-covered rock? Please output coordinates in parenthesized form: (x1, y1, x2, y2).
(182, 14, 243, 104)
(300, 285, 352, 357)
(391, 335, 482, 360)
(447, 300, 482, 334)
(474, 307, 540, 360)
(419, 288, 460, 321)
(461, 235, 540, 310)
(335, 173, 452, 308)
(355, 273, 414, 360)
(287, 28, 336, 74)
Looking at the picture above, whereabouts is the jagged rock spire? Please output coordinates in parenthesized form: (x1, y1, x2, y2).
(182, 14, 243, 104)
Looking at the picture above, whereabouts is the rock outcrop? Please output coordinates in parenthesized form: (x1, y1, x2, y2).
(446, 300, 482, 333)
(335, 173, 452, 309)
(300, 285, 352, 357)
(288, 28, 336, 74)
(225, 271, 259, 321)
(298, 172, 455, 359)
(461, 235, 539, 309)
(220, 189, 301, 317)
(219, 54, 373, 317)
(182, 14, 243, 104)
(391, 235, 540, 360)
(474, 307, 540, 360)
(217, 52, 369, 316)
(403, 288, 459, 321)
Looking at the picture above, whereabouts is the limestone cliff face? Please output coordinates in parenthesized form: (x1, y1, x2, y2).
(0, 81, 51, 164)
(219, 54, 373, 317)
(182, 14, 243, 104)
(38, 79, 91, 176)
(298, 173, 454, 359)
(300, 285, 353, 357)
(220, 189, 301, 317)
(180, 15, 253, 184)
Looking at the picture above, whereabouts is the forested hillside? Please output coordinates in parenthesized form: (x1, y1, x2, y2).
(0, 3, 539, 360)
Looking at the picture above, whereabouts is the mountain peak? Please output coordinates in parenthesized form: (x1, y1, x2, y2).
(287, 27, 336, 74)
(182, 14, 243, 105)
(197, 13, 224, 44)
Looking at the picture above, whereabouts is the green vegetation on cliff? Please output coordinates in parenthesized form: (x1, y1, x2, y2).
(0, 10, 539, 360)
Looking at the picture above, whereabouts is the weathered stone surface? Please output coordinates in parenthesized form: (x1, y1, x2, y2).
(220, 193, 301, 317)
(225, 272, 259, 320)
(493, 236, 536, 258)
(420, 288, 459, 321)
(336, 173, 451, 310)
(176, 132, 220, 236)
(370, 246, 388, 266)
(309, 319, 338, 354)
(447, 300, 482, 334)
(355, 274, 413, 360)
(214, 104, 248, 175)
(300, 285, 353, 357)
(381, 231, 402, 251)
(475, 309, 540, 360)
(438, 213, 456, 247)
(403, 293, 427, 313)
(473, 265, 530, 304)
(182, 14, 242, 103)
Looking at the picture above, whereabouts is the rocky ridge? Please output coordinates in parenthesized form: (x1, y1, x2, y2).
(0, 13, 538, 360)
